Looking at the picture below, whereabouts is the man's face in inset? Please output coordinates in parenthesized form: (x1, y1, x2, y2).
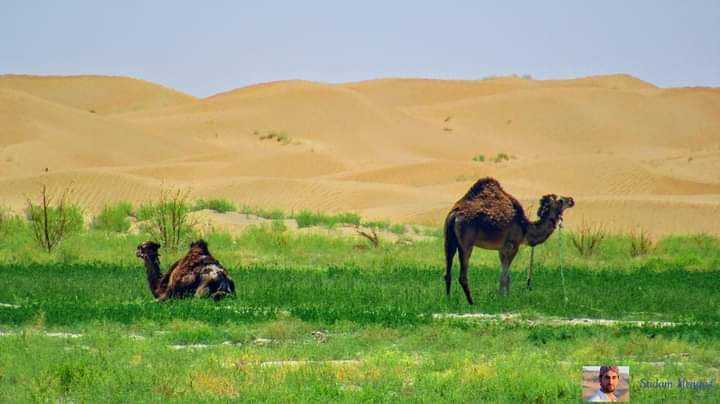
(599, 369, 619, 393)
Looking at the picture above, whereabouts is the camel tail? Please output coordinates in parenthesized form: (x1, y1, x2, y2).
(443, 211, 458, 296)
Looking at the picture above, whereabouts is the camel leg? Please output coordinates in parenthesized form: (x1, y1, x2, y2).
(499, 242, 519, 297)
(526, 247, 535, 291)
(194, 278, 212, 298)
(443, 214, 458, 297)
(444, 234, 458, 297)
(458, 242, 475, 305)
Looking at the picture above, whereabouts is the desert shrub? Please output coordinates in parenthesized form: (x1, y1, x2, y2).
(493, 153, 510, 163)
(193, 198, 236, 213)
(293, 210, 361, 228)
(259, 130, 292, 145)
(139, 189, 196, 250)
(25, 185, 84, 253)
(472, 154, 485, 162)
(93, 202, 133, 233)
(629, 228, 654, 257)
(569, 220, 606, 257)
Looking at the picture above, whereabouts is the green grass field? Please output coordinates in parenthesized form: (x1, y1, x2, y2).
(0, 212, 719, 402)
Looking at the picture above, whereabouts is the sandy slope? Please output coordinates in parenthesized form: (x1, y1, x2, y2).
(0, 74, 196, 114)
(0, 74, 718, 236)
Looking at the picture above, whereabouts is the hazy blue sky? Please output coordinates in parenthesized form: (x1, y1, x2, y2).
(2, 1, 718, 97)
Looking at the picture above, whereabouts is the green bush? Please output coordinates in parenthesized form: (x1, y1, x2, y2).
(193, 198, 236, 213)
(93, 202, 133, 233)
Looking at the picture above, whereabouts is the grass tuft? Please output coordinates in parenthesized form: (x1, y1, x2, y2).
(569, 220, 606, 257)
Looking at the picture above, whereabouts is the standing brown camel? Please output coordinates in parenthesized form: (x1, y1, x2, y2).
(136, 239, 236, 301)
(444, 177, 574, 304)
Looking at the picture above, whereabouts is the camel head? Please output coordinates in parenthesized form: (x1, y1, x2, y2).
(189, 239, 210, 255)
(136, 240, 161, 259)
(537, 194, 575, 225)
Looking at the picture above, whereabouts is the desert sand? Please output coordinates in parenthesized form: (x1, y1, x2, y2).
(1, 73, 719, 236)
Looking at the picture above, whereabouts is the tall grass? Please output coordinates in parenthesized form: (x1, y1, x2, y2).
(569, 220, 606, 257)
(629, 228, 654, 257)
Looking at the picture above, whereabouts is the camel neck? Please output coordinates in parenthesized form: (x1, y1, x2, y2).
(526, 214, 561, 246)
(143, 256, 164, 298)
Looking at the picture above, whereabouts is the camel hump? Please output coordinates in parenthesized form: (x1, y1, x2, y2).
(462, 177, 503, 199)
(452, 177, 525, 229)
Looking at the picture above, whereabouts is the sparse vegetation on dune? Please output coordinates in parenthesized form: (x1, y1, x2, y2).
(471, 153, 516, 163)
(254, 130, 294, 145)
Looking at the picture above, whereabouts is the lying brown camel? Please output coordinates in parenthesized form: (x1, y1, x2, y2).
(136, 239, 236, 301)
(444, 177, 574, 304)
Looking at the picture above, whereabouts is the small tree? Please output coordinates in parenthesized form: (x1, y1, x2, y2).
(141, 188, 196, 251)
(26, 184, 83, 253)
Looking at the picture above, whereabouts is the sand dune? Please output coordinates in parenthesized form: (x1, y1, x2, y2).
(1, 74, 719, 235)
(0, 74, 196, 114)
(0, 88, 200, 177)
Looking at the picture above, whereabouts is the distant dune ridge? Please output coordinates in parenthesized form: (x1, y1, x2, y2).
(1, 73, 719, 235)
